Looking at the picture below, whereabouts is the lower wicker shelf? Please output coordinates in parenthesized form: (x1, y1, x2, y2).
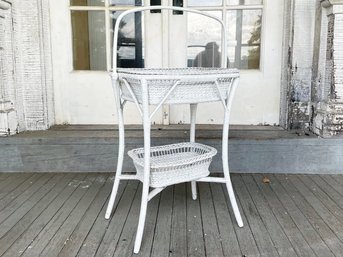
(128, 142, 217, 188)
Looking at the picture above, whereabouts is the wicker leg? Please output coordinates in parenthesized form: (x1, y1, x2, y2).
(105, 81, 125, 220)
(134, 79, 151, 254)
(190, 104, 197, 200)
(222, 104, 243, 228)
(134, 179, 150, 253)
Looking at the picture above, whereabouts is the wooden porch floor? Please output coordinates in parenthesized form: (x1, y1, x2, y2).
(1, 173, 343, 257)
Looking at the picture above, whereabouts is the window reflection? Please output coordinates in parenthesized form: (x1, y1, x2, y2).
(70, 0, 105, 6)
(187, 9, 261, 69)
(227, 0, 262, 5)
(188, 0, 222, 6)
(227, 9, 261, 69)
(110, 12, 144, 68)
(187, 12, 222, 67)
(70, 0, 143, 6)
(71, 11, 106, 70)
(193, 42, 222, 67)
(109, 0, 142, 6)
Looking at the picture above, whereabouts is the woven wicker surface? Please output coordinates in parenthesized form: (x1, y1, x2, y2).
(128, 142, 217, 188)
(117, 68, 239, 105)
(128, 142, 217, 168)
(116, 67, 239, 76)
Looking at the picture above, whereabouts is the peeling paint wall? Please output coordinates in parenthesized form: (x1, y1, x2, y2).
(286, 0, 317, 130)
(283, 0, 343, 137)
(0, 1, 17, 135)
(0, 0, 54, 135)
(311, 1, 343, 137)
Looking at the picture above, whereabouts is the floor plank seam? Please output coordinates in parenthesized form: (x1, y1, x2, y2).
(94, 181, 139, 257)
(269, 175, 317, 257)
(74, 179, 113, 257)
(251, 174, 300, 257)
(0, 173, 37, 202)
(273, 175, 323, 257)
(34, 174, 94, 257)
(295, 174, 343, 254)
(218, 182, 242, 257)
(233, 176, 262, 257)
(57, 174, 110, 257)
(6, 174, 79, 257)
(0, 174, 55, 234)
(144, 188, 162, 257)
(209, 183, 227, 257)
(243, 174, 283, 257)
(197, 184, 208, 257)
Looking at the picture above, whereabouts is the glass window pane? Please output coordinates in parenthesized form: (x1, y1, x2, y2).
(70, 0, 105, 6)
(71, 11, 106, 70)
(227, 0, 262, 5)
(188, 0, 222, 7)
(242, 9, 262, 44)
(187, 11, 223, 67)
(227, 9, 261, 69)
(241, 46, 260, 69)
(227, 10, 237, 67)
(109, 0, 142, 6)
(110, 11, 144, 68)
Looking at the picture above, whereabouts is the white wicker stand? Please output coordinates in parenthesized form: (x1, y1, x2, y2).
(105, 6, 243, 254)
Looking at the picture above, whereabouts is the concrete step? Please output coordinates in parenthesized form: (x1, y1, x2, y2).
(1, 125, 342, 174)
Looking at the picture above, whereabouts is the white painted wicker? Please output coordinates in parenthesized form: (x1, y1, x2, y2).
(117, 67, 239, 105)
(128, 142, 217, 188)
(106, 6, 244, 254)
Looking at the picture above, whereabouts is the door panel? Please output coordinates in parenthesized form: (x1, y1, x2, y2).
(170, 0, 283, 125)
(50, 0, 282, 126)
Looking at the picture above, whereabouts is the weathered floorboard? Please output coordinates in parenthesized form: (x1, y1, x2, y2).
(0, 173, 35, 200)
(222, 181, 260, 257)
(75, 180, 127, 257)
(94, 181, 139, 257)
(150, 186, 173, 257)
(242, 174, 297, 257)
(0, 174, 74, 256)
(186, 184, 206, 257)
(20, 174, 92, 257)
(233, 175, 280, 257)
(0, 173, 42, 210)
(286, 175, 343, 242)
(169, 183, 187, 257)
(39, 174, 107, 257)
(199, 183, 224, 257)
(2, 174, 78, 257)
(57, 175, 111, 257)
(273, 175, 336, 257)
(0, 173, 342, 257)
(253, 174, 317, 257)
(0, 174, 57, 237)
(210, 183, 241, 257)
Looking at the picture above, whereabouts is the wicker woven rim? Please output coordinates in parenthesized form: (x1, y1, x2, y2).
(128, 142, 217, 169)
(116, 67, 239, 76)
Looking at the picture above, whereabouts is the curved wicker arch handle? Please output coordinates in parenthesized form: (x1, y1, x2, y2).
(112, 5, 228, 75)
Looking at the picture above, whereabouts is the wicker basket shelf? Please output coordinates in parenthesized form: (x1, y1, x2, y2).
(128, 142, 217, 188)
(117, 67, 239, 105)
